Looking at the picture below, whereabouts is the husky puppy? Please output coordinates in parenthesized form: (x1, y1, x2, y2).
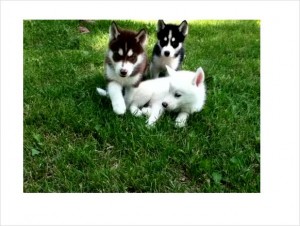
(161, 66, 206, 127)
(125, 65, 206, 127)
(150, 20, 188, 78)
(102, 21, 148, 115)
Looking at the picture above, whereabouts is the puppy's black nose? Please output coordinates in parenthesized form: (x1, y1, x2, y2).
(120, 69, 128, 77)
(162, 102, 168, 108)
(164, 51, 170, 57)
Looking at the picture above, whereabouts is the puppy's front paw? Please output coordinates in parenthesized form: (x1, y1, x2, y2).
(146, 122, 155, 129)
(130, 106, 143, 117)
(175, 120, 186, 128)
(141, 107, 152, 117)
(175, 113, 189, 128)
(146, 119, 156, 128)
(112, 102, 126, 115)
(132, 109, 143, 117)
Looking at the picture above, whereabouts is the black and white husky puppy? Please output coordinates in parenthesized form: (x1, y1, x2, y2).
(150, 20, 188, 78)
(97, 21, 148, 115)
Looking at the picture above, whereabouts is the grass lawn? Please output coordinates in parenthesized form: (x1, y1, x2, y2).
(24, 20, 260, 192)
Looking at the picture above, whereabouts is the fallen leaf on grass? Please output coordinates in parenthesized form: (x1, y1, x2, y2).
(79, 26, 90, 34)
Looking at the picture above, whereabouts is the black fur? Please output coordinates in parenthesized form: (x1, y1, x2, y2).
(150, 20, 188, 78)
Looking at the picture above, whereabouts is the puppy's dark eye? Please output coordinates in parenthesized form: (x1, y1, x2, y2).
(128, 55, 137, 62)
(174, 92, 181, 98)
(113, 52, 122, 61)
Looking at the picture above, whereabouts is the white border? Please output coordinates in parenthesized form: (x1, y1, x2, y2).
(1, 1, 299, 225)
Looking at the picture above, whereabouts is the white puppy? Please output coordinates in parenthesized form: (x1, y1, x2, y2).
(125, 65, 206, 127)
(161, 66, 206, 127)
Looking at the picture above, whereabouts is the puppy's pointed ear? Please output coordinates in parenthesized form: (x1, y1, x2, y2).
(109, 21, 120, 41)
(166, 65, 175, 76)
(157, 20, 166, 32)
(178, 20, 188, 36)
(192, 67, 205, 86)
(135, 29, 147, 47)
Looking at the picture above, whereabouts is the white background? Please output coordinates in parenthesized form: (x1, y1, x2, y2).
(0, 0, 299, 225)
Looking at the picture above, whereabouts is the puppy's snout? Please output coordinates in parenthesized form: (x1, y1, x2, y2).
(164, 51, 170, 57)
(120, 69, 128, 77)
(162, 102, 168, 108)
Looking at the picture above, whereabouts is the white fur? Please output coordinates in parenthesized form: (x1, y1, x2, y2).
(125, 76, 171, 125)
(107, 81, 126, 115)
(104, 51, 145, 115)
(125, 65, 206, 127)
(163, 67, 206, 110)
(96, 87, 107, 96)
(150, 54, 181, 78)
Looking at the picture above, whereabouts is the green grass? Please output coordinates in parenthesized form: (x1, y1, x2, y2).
(24, 20, 260, 192)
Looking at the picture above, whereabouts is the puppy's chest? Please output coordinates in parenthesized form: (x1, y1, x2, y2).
(153, 55, 180, 69)
(105, 65, 140, 87)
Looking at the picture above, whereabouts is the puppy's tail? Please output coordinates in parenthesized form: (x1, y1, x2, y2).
(96, 87, 108, 97)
